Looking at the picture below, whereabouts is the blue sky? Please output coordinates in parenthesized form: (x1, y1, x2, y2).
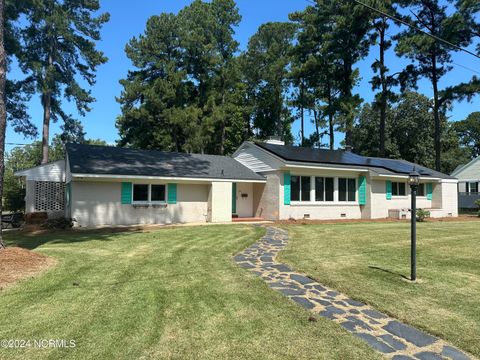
(6, 0, 480, 152)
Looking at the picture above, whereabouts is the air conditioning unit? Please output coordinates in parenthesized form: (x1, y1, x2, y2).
(388, 209, 410, 220)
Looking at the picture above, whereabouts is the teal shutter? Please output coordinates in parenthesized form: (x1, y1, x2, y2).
(284, 171, 291, 205)
(232, 183, 237, 214)
(386, 180, 392, 200)
(167, 183, 177, 204)
(121, 182, 132, 204)
(426, 183, 433, 200)
(358, 176, 367, 205)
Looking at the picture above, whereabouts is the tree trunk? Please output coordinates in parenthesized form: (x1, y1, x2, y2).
(313, 108, 320, 148)
(342, 59, 353, 147)
(41, 92, 51, 164)
(378, 19, 387, 158)
(432, 54, 441, 171)
(219, 92, 226, 155)
(300, 81, 304, 146)
(41, 50, 54, 165)
(0, 0, 7, 249)
(327, 82, 334, 150)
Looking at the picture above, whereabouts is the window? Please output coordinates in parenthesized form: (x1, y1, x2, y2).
(417, 184, 425, 197)
(392, 182, 406, 196)
(132, 184, 167, 203)
(291, 176, 300, 201)
(291, 176, 310, 202)
(348, 178, 356, 201)
(325, 177, 334, 202)
(468, 182, 479, 194)
(151, 184, 166, 202)
(315, 177, 324, 201)
(339, 178, 356, 202)
(301, 176, 311, 201)
(133, 184, 149, 202)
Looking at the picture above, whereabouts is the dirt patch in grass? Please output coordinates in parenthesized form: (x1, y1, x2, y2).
(0, 247, 56, 290)
(276, 215, 480, 225)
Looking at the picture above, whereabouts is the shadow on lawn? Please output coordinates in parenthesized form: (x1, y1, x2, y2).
(368, 265, 410, 281)
(4, 228, 142, 250)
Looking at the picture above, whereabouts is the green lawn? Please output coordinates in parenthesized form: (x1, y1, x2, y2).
(0, 225, 379, 360)
(281, 221, 480, 358)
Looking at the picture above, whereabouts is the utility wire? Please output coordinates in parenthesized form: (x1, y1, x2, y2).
(382, 33, 480, 76)
(303, 0, 480, 60)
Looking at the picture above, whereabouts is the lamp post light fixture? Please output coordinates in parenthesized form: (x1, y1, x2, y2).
(408, 167, 420, 282)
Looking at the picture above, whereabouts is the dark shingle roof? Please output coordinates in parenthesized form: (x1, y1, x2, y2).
(255, 142, 454, 179)
(66, 144, 265, 181)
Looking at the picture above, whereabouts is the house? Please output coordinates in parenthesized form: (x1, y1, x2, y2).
(451, 156, 480, 209)
(15, 140, 458, 227)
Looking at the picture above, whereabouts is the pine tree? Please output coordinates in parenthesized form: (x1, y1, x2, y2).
(395, 0, 476, 171)
(243, 22, 297, 142)
(17, 0, 109, 164)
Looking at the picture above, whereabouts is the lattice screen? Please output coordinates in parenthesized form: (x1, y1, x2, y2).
(34, 181, 65, 212)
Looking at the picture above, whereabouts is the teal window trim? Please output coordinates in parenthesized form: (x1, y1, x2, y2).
(358, 176, 367, 205)
(121, 182, 133, 204)
(426, 183, 433, 200)
(386, 180, 392, 200)
(167, 183, 177, 204)
(284, 171, 291, 205)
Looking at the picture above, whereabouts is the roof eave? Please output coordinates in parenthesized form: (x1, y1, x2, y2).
(70, 173, 266, 183)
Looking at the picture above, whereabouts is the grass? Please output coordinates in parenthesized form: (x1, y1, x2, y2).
(0, 225, 380, 360)
(281, 221, 480, 357)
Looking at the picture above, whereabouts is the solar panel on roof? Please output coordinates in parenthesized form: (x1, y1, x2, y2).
(255, 142, 450, 178)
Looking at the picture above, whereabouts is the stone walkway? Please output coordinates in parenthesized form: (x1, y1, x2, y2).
(234, 227, 473, 360)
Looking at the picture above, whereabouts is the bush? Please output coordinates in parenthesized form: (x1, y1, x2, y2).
(416, 209, 430, 222)
(41, 217, 74, 230)
(475, 200, 480, 217)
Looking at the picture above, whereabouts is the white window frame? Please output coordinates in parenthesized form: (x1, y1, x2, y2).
(291, 175, 311, 202)
(132, 183, 167, 204)
(290, 176, 359, 205)
(314, 176, 335, 202)
(417, 183, 426, 198)
(391, 181, 407, 198)
(338, 177, 357, 203)
(467, 182, 479, 194)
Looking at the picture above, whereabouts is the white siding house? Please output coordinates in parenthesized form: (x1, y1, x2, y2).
(451, 157, 480, 209)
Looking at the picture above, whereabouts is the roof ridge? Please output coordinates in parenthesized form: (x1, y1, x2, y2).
(66, 143, 235, 160)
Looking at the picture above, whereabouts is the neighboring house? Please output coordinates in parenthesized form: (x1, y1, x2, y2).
(15, 140, 458, 227)
(451, 156, 480, 209)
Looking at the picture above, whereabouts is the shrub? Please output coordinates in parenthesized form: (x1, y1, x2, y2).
(416, 209, 430, 222)
(476, 200, 480, 217)
(41, 217, 74, 230)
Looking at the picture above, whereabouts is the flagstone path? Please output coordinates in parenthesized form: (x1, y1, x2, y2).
(234, 227, 473, 360)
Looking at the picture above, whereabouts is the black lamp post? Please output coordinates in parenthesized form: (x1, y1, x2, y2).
(408, 167, 420, 282)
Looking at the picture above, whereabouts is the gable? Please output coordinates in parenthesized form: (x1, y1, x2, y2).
(233, 142, 284, 173)
(451, 157, 480, 180)
(15, 160, 65, 182)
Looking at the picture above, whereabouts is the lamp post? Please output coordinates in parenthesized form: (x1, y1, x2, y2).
(408, 167, 420, 282)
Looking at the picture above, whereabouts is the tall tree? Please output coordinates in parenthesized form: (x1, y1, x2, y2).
(117, 0, 245, 155)
(291, 1, 365, 150)
(17, 0, 109, 164)
(326, 0, 370, 148)
(243, 22, 296, 142)
(395, 0, 476, 171)
(0, 0, 6, 249)
(454, 112, 480, 158)
(367, 0, 402, 157)
(352, 91, 469, 173)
